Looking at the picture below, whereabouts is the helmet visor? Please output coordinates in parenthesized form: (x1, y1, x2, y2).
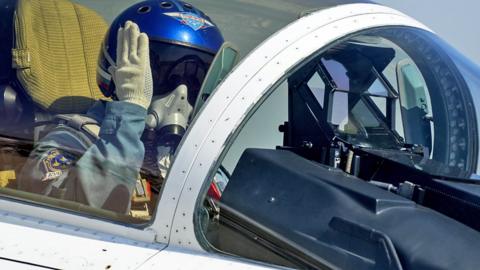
(150, 41, 215, 105)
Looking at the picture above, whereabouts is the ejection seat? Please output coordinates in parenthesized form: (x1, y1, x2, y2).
(3, 0, 107, 133)
(0, 0, 107, 186)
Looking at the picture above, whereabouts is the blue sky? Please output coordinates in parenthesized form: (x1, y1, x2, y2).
(376, 0, 480, 65)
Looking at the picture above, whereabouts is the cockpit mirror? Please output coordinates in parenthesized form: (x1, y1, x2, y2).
(192, 42, 240, 119)
(396, 58, 432, 149)
(397, 59, 430, 115)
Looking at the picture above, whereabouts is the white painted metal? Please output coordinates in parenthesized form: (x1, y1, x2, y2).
(156, 2, 431, 251)
(0, 199, 157, 242)
(0, 209, 163, 269)
(137, 247, 286, 270)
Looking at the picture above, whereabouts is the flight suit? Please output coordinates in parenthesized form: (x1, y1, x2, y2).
(18, 100, 147, 213)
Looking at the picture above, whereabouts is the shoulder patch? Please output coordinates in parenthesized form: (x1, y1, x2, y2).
(41, 149, 73, 182)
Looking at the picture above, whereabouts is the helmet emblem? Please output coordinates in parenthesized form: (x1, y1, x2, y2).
(165, 12, 214, 31)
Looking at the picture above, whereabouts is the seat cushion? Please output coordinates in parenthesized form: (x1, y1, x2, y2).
(12, 0, 107, 113)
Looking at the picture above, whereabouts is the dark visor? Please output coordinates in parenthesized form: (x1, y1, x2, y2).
(149, 41, 215, 105)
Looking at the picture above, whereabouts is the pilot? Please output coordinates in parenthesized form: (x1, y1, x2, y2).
(18, 0, 224, 214)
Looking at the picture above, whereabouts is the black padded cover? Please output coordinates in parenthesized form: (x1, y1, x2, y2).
(221, 149, 480, 270)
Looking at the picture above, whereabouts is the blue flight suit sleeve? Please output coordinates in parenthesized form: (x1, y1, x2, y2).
(63, 101, 147, 213)
(19, 101, 147, 214)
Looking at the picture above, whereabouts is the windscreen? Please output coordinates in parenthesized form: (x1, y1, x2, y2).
(316, 28, 480, 175)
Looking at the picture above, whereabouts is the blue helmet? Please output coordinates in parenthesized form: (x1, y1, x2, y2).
(97, 0, 224, 104)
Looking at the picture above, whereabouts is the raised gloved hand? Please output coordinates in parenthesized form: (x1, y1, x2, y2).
(108, 21, 153, 110)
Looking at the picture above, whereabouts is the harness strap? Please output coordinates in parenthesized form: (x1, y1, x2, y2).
(54, 114, 100, 139)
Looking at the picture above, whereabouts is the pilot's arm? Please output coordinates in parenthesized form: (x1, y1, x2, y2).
(62, 100, 148, 213)
(19, 100, 147, 213)
(19, 22, 152, 213)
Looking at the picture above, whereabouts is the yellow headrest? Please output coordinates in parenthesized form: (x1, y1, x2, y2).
(12, 0, 107, 113)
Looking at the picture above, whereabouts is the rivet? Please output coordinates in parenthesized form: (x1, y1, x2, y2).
(182, 170, 186, 174)
(182, 213, 186, 216)
(166, 225, 169, 228)
(172, 197, 176, 200)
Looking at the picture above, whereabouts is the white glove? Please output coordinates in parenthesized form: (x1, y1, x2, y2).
(108, 21, 153, 110)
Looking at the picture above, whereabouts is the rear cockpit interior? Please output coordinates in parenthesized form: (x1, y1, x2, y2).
(0, 0, 238, 224)
(0, 0, 155, 223)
